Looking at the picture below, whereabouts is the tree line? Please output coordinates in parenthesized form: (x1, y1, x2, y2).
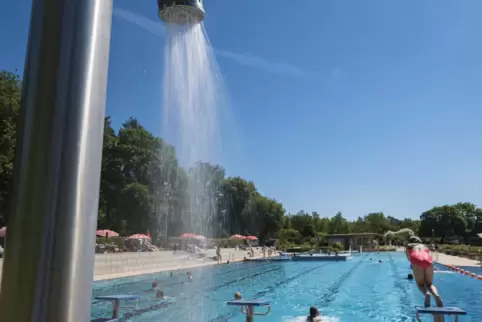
(1, 70, 482, 245)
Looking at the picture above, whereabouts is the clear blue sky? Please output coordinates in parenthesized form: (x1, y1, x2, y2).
(1, 0, 482, 219)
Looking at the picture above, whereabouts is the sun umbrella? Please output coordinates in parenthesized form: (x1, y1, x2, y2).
(180, 233, 198, 238)
(96, 229, 119, 238)
(230, 234, 245, 240)
(128, 234, 150, 239)
(0, 226, 6, 238)
(245, 235, 258, 241)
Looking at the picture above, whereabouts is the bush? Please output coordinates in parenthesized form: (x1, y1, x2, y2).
(332, 242, 344, 251)
(211, 238, 250, 248)
(110, 236, 125, 250)
(437, 244, 482, 255)
(95, 236, 126, 252)
(318, 246, 338, 253)
(375, 246, 397, 252)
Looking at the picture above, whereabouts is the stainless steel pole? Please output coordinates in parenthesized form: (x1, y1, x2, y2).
(0, 0, 112, 321)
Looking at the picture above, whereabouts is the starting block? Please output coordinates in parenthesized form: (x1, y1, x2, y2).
(415, 306, 467, 322)
(227, 299, 271, 322)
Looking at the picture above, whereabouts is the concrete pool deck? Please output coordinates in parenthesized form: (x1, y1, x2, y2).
(0, 247, 265, 283)
(92, 248, 265, 281)
(434, 252, 481, 267)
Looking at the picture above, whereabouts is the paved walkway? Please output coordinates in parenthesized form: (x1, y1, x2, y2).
(93, 248, 265, 281)
(434, 252, 481, 267)
(0, 247, 266, 283)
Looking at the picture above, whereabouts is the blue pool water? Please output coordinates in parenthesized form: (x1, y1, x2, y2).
(91, 252, 482, 321)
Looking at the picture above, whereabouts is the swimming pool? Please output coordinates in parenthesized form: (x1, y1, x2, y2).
(91, 252, 482, 321)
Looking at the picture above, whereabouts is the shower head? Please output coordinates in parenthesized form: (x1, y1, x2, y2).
(158, 0, 205, 25)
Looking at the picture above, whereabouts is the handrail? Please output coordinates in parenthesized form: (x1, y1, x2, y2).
(226, 299, 271, 321)
(253, 305, 270, 316)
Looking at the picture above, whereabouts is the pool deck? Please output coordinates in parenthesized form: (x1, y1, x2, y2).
(0, 248, 266, 284)
(91, 248, 266, 281)
(434, 252, 481, 267)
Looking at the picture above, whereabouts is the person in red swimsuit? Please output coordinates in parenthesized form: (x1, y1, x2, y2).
(405, 236, 444, 313)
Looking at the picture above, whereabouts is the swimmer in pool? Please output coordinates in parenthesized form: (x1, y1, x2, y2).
(307, 306, 322, 322)
(407, 273, 414, 280)
(155, 289, 175, 301)
(156, 289, 165, 298)
(233, 291, 248, 314)
(405, 236, 444, 313)
(187, 272, 193, 282)
(234, 292, 242, 300)
(233, 292, 271, 317)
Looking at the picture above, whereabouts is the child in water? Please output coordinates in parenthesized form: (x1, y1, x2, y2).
(307, 307, 322, 321)
(234, 292, 242, 300)
(156, 289, 165, 299)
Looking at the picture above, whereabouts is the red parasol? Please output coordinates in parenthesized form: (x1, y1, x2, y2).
(128, 234, 150, 239)
(245, 235, 258, 241)
(0, 226, 6, 238)
(230, 234, 245, 240)
(96, 229, 119, 238)
(180, 233, 198, 238)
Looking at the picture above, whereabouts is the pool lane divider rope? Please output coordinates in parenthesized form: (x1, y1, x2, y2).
(204, 267, 283, 292)
(208, 263, 332, 322)
(93, 260, 267, 298)
(115, 265, 283, 320)
(92, 261, 271, 304)
(316, 257, 364, 307)
(388, 253, 412, 312)
(164, 261, 272, 289)
(441, 264, 482, 280)
(171, 266, 284, 302)
(120, 301, 175, 321)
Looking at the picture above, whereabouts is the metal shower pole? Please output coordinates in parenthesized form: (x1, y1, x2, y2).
(0, 0, 113, 321)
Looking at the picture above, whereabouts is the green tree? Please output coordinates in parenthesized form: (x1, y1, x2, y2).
(7, 69, 482, 246)
(0, 71, 21, 226)
(329, 212, 350, 234)
(290, 211, 316, 238)
(218, 176, 257, 235)
(242, 195, 284, 242)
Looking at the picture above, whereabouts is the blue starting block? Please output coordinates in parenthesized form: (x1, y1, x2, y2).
(227, 300, 271, 322)
(92, 295, 140, 322)
(415, 306, 467, 322)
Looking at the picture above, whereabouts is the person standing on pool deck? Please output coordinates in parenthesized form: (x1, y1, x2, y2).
(216, 245, 222, 264)
(405, 236, 444, 314)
